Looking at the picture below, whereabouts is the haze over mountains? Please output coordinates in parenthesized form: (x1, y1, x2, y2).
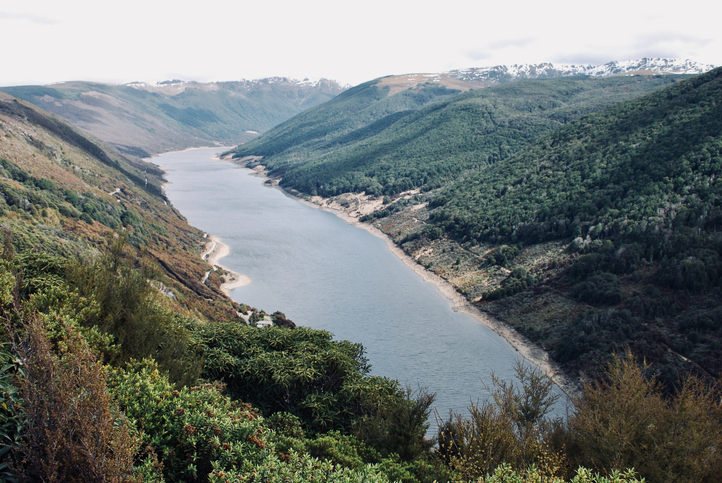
(1, 58, 713, 158)
(1, 77, 346, 156)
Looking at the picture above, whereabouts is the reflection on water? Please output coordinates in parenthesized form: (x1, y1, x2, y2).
(160, 147, 569, 421)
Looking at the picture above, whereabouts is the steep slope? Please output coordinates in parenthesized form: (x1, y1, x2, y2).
(229, 66, 722, 387)
(238, 76, 684, 198)
(0, 93, 438, 483)
(0, 91, 240, 321)
(1, 78, 346, 156)
(228, 79, 465, 169)
(380, 67, 722, 385)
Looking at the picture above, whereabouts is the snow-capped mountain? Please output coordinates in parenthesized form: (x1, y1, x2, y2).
(447, 58, 716, 83)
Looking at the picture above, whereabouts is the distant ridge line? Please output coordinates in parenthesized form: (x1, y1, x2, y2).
(445, 58, 716, 83)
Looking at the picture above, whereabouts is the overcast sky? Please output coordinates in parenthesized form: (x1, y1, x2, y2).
(2, 0, 720, 87)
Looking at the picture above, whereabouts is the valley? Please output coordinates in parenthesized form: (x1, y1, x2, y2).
(2, 58, 721, 482)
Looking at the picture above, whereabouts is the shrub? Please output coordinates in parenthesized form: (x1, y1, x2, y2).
(437, 362, 564, 480)
(480, 463, 644, 482)
(567, 353, 722, 482)
(10, 313, 147, 482)
(67, 236, 202, 385)
(572, 272, 623, 305)
(109, 360, 392, 483)
(108, 359, 268, 482)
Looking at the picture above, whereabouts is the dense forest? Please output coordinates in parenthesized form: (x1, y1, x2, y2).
(2, 65, 722, 482)
(231, 67, 722, 389)
(415, 67, 722, 387)
(230, 75, 683, 197)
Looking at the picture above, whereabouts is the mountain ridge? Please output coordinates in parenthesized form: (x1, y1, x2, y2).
(0, 77, 348, 156)
(228, 65, 722, 388)
(446, 58, 715, 83)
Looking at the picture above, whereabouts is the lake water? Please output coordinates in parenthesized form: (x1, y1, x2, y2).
(159, 147, 568, 422)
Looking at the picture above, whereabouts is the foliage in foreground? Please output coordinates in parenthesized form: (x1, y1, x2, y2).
(479, 464, 644, 483)
(437, 354, 722, 483)
(5, 311, 161, 482)
(109, 359, 394, 483)
(2, 233, 722, 483)
(197, 321, 434, 459)
(437, 362, 565, 481)
(566, 354, 722, 483)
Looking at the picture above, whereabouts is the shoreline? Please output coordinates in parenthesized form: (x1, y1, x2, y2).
(222, 153, 580, 399)
(202, 234, 252, 296)
(151, 146, 252, 297)
(299, 198, 580, 399)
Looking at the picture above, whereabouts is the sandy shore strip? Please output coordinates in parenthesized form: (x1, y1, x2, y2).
(202, 234, 252, 296)
(151, 147, 251, 296)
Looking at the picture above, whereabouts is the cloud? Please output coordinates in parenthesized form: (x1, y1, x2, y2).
(629, 32, 715, 61)
(0, 12, 56, 25)
(553, 52, 619, 66)
(488, 38, 535, 50)
(463, 38, 536, 64)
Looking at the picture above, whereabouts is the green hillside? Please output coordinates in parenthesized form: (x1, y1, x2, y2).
(1, 78, 346, 156)
(0, 91, 240, 321)
(230, 75, 683, 197)
(229, 79, 463, 168)
(230, 68, 722, 388)
(420, 67, 722, 382)
(0, 91, 439, 482)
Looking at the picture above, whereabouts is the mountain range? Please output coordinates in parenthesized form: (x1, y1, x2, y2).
(446, 58, 714, 84)
(1, 77, 346, 156)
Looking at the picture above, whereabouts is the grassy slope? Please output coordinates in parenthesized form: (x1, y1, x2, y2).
(0, 92, 241, 322)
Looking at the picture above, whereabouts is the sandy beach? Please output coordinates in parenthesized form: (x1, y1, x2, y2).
(154, 147, 253, 297)
(202, 234, 252, 296)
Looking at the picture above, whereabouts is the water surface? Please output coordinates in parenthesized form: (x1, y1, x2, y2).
(160, 147, 567, 420)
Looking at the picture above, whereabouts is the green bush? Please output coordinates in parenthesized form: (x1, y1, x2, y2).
(109, 360, 392, 483)
(67, 237, 202, 385)
(572, 272, 623, 305)
(196, 322, 434, 463)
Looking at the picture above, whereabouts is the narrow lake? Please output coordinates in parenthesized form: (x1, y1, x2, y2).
(159, 147, 568, 421)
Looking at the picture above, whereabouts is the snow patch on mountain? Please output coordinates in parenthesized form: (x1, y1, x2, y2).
(124, 77, 349, 96)
(447, 58, 716, 83)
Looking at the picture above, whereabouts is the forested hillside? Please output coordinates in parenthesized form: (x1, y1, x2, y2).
(229, 75, 683, 197)
(230, 68, 722, 390)
(420, 66, 722, 384)
(1, 78, 346, 156)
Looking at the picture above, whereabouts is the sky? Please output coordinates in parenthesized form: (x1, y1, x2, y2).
(2, 0, 720, 88)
